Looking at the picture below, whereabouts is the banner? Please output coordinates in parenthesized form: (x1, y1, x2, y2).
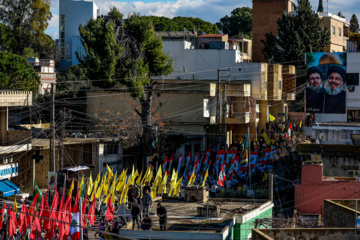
(306, 52, 346, 113)
(48, 172, 57, 191)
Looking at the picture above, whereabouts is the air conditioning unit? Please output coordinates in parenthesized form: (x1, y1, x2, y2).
(9, 156, 13, 163)
(3, 158, 8, 164)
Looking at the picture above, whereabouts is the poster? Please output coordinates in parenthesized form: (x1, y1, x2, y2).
(48, 171, 57, 190)
(306, 52, 346, 113)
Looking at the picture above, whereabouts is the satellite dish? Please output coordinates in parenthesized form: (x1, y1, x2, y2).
(319, 133, 327, 141)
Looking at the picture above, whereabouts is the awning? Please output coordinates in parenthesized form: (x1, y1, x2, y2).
(61, 166, 90, 173)
(0, 179, 20, 197)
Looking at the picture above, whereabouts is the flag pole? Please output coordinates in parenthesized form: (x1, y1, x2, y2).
(248, 127, 251, 190)
(80, 197, 83, 240)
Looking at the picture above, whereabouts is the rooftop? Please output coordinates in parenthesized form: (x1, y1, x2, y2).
(156, 31, 195, 39)
(198, 34, 228, 38)
(32, 137, 121, 150)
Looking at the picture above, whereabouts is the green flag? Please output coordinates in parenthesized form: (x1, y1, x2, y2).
(33, 180, 42, 202)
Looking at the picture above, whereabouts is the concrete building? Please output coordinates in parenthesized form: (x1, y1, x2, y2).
(293, 161, 360, 215)
(12, 137, 122, 192)
(59, 0, 100, 69)
(318, 12, 350, 52)
(252, 0, 295, 62)
(0, 91, 33, 197)
(27, 58, 56, 95)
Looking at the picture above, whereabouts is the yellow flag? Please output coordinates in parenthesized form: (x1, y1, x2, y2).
(172, 177, 183, 196)
(262, 172, 268, 182)
(262, 132, 271, 145)
(141, 167, 150, 185)
(95, 172, 101, 183)
(106, 164, 114, 178)
(202, 169, 208, 187)
(187, 170, 195, 187)
(269, 114, 275, 122)
(78, 175, 84, 196)
(68, 180, 74, 196)
(95, 185, 103, 198)
(87, 172, 93, 196)
(116, 170, 127, 191)
(14, 199, 18, 212)
(136, 171, 143, 186)
(161, 172, 168, 194)
(300, 120, 302, 128)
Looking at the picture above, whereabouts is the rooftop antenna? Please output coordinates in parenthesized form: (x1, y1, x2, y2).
(327, 0, 329, 13)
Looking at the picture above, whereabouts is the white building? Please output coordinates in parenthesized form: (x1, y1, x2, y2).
(27, 58, 56, 95)
(59, 0, 100, 69)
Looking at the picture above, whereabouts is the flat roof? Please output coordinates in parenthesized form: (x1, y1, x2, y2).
(146, 200, 262, 233)
(32, 137, 121, 150)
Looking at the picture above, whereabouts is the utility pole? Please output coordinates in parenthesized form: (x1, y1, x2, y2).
(49, 83, 56, 172)
(216, 68, 230, 148)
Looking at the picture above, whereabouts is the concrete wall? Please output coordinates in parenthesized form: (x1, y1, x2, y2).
(252, 228, 357, 240)
(156, 41, 268, 100)
(323, 156, 360, 177)
(311, 125, 360, 145)
(324, 200, 358, 228)
(294, 164, 360, 215)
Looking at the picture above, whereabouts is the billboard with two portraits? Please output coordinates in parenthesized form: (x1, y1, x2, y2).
(306, 52, 346, 113)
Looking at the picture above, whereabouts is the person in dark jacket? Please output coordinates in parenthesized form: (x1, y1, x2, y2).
(143, 181, 151, 195)
(131, 200, 140, 230)
(141, 189, 152, 218)
(140, 215, 152, 231)
(157, 202, 167, 231)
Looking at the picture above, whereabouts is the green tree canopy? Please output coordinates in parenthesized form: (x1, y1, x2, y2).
(0, 52, 40, 91)
(261, 0, 330, 112)
(0, 0, 54, 58)
(216, 7, 252, 37)
(78, 8, 173, 159)
(262, 0, 330, 64)
(350, 14, 359, 33)
(142, 16, 219, 34)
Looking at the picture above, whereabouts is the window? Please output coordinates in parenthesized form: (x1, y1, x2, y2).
(346, 73, 359, 86)
(104, 142, 119, 155)
(332, 25, 335, 35)
(339, 27, 342, 36)
(347, 110, 360, 122)
(203, 99, 210, 117)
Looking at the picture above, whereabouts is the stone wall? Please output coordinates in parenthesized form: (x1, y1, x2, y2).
(324, 200, 358, 228)
(7, 130, 32, 145)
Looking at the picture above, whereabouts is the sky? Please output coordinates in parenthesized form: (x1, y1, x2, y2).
(45, 0, 360, 40)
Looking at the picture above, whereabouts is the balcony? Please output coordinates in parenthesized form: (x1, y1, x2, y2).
(225, 112, 250, 124)
(347, 40, 360, 52)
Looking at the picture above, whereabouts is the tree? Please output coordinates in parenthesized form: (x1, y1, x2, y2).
(0, 0, 54, 58)
(142, 16, 219, 34)
(0, 52, 40, 91)
(216, 7, 252, 37)
(262, 0, 330, 111)
(317, 0, 323, 12)
(350, 14, 359, 33)
(78, 8, 173, 161)
(262, 0, 330, 64)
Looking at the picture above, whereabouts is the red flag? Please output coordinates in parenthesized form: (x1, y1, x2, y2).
(74, 186, 79, 208)
(82, 197, 87, 226)
(105, 196, 114, 222)
(8, 207, 16, 238)
(18, 203, 29, 236)
(47, 190, 59, 229)
(42, 195, 50, 228)
(87, 199, 96, 226)
(0, 202, 6, 229)
(29, 193, 39, 224)
(289, 123, 293, 130)
(30, 216, 41, 240)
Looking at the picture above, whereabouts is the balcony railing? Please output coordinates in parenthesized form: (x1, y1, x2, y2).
(347, 40, 360, 52)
